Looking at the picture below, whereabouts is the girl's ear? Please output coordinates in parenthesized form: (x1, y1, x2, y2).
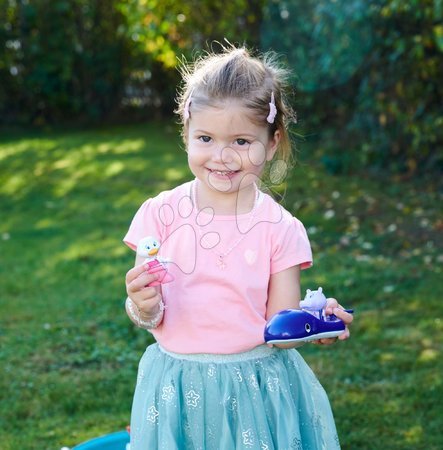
(266, 129, 281, 161)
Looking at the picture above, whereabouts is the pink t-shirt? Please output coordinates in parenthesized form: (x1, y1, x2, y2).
(124, 180, 312, 354)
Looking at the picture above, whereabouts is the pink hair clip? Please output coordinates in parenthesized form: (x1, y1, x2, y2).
(183, 90, 193, 121)
(266, 91, 277, 124)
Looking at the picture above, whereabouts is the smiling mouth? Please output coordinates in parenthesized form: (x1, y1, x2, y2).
(207, 168, 239, 176)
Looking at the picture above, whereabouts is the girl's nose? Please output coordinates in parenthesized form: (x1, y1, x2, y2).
(212, 145, 229, 162)
(213, 146, 241, 169)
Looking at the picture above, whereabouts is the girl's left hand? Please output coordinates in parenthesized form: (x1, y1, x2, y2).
(312, 298, 353, 345)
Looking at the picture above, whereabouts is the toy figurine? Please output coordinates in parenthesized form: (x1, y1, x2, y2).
(300, 287, 327, 313)
(264, 287, 353, 344)
(137, 236, 174, 287)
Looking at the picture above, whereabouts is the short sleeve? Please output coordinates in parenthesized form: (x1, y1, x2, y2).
(123, 198, 164, 252)
(270, 217, 313, 274)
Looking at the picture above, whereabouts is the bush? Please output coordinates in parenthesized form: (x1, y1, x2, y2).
(261, 0, 443, 176)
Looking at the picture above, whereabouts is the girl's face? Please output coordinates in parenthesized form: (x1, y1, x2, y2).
(186, 101, 280, 201)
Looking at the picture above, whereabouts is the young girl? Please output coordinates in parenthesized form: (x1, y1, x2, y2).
(124, 46, 353, 449)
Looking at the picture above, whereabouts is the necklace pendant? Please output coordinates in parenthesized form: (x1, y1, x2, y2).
(217, 255, 226, 270)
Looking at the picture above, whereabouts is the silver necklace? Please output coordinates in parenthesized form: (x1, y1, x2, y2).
(191, 180, 259, 269)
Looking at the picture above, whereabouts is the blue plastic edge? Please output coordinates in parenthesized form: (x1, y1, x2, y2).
(72, 430, 130, 450)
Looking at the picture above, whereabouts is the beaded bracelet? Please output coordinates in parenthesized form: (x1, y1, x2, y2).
(126, 297, 165, 330)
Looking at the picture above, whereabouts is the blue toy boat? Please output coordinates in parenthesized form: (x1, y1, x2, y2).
(264, 309, 347, 344)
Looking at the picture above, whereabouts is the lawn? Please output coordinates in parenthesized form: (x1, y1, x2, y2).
(0, 123, 441, 449)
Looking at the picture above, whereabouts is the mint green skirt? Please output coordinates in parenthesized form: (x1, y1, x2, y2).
(130, 344, 340, 450)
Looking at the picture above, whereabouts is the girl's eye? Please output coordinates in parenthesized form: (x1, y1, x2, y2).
(199, 136, 211, 143)
(235, 138, 250, 146)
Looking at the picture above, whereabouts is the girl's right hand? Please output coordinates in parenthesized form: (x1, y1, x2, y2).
(125, 264, 162, 322)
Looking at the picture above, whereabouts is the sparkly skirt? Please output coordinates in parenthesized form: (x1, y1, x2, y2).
(130, 344, 340, 450)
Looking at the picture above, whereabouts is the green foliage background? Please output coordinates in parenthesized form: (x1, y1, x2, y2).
(1, 0, 442, 175)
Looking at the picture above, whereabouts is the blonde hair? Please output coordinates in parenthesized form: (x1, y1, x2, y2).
(175, 45, 296, 164)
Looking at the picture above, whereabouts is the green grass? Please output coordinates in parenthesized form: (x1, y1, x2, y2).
(0, 124, 441, 449)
